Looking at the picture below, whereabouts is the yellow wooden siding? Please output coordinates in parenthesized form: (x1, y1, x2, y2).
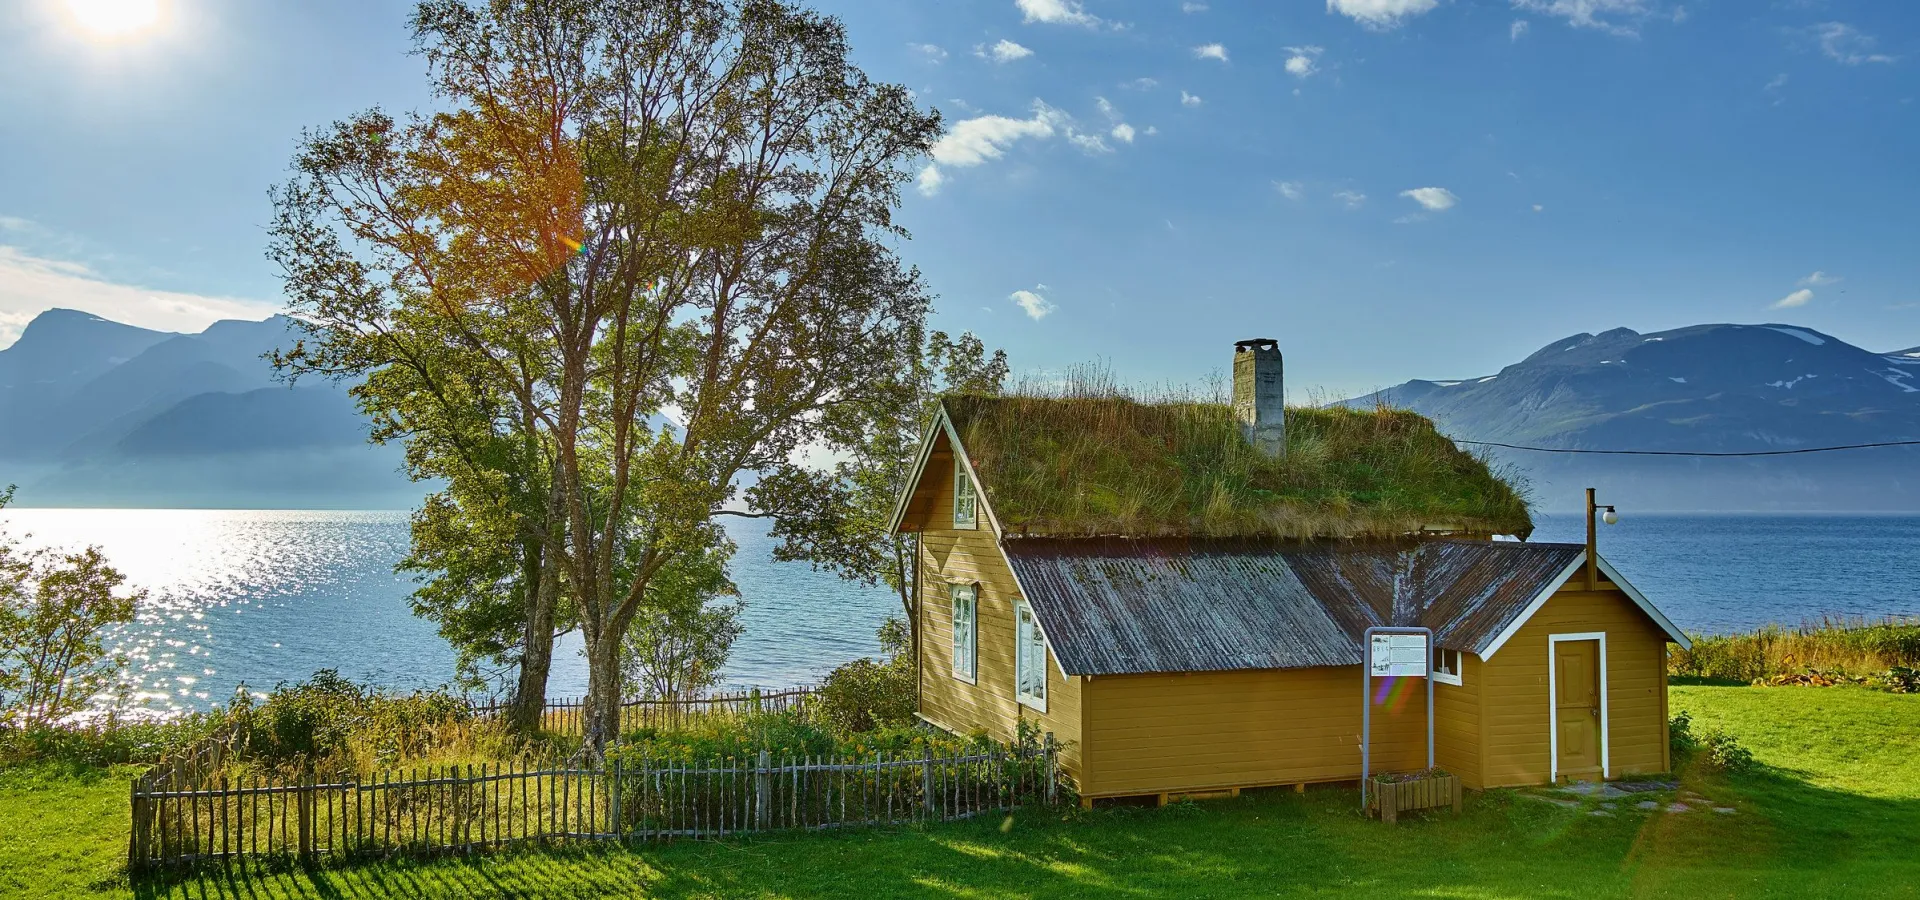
(1434, 652, 1482, 789)
(1478, 583, 1673, 787)
(908, 452, 1084, 778)
(1079, 666, 1432, 798)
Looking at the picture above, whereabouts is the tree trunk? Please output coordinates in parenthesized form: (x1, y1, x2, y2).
(506, 541, 557, 733)
(583, 632, 624, 754)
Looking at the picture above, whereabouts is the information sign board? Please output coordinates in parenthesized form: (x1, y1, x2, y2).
(1369, 633, 1428, 678)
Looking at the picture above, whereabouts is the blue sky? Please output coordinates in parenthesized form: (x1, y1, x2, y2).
(1, 0, 1916, 398)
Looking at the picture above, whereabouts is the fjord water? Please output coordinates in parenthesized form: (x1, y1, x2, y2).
(0, 509, 896, 716)
(1, 508, 1914, 716)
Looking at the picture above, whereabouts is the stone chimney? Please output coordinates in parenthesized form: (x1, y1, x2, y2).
(1233, 338, 1285, 457)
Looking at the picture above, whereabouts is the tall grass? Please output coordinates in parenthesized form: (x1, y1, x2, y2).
(944, 369, 1532, 539)
(1669, 617, 1920, 682)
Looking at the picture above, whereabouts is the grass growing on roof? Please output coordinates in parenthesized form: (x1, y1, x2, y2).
(942, 379, 1532, 539)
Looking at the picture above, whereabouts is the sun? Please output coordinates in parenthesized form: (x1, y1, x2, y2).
(64, 0, 164, 40)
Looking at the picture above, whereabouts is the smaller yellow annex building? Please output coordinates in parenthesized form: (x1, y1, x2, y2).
(889, 340, 1691, 803)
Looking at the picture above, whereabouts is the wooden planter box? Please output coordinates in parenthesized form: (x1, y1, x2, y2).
(1368, 772, 1462, 824)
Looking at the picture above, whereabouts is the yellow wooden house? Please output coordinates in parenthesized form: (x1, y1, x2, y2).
(888, 340, 1690, 803)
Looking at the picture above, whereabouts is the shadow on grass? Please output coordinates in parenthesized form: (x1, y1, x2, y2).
(128, 772, 1920, 900)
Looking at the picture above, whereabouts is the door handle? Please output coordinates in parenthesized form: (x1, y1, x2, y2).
(1590, 707, 1600, 719)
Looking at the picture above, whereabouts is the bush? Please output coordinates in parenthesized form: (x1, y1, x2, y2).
(1671, 711, 1753, 774)
(228, 670, 474, 773)
(1872, 666, 1920, 694)
(1669, 619, 1920, 682)
(815, 618, 916, 737)
(613, 709, 836, 763)
(817, 656, 914, 736)
(0, 714, 220, 768)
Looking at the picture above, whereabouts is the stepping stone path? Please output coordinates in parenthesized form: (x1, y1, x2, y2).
(1714, 807, 1737, 815)
(1636, 800, 1661, 810)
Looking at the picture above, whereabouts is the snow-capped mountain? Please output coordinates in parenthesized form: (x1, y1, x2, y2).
(1344, 324, 1920, 511)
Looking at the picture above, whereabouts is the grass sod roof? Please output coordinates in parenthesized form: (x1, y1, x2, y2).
(942, 393, 1534, 540)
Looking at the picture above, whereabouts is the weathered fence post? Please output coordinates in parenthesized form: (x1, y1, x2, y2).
(1044, 733, 1058, 806)
(755, 750, 771, 831)
(920, 744, 935, 821)
(128, 779, 146, 871)
(297, 773, 315, 861)
(608, 755, 623, 845)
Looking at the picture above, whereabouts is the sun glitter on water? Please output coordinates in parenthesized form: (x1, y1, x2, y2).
(64, 0, 164, 40)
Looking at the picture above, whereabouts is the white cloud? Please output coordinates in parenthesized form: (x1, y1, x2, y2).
(1124, 77, 1159, 90)
(1180, 90, 1203, 107)
(1145, 125, 1159, 136)
(1334, 190, 1367, 208)
(909, 43, 948, 62)
(1193, 43, 1229, 63)
(1096, 96, 1118, 119)
(918, 101, 1070, 195)
(1400, 186, 1459, 211)
(1326, 0, 1438, 30)
(1798, 271, 1841, 287)
(1068, 131, 1113, 154)
(1765, 72, 1789, 91)
(1811, 22, 1896, 66)
(915, 164, 945, 196)
(1532, 203, 1545, 212)
(1511, 0, 1669, 38)
(1772, 288, 1814, 309)
(1018, 0, 1103, 28)
(1111, 122, 1136, 143)
(1284, 45, 1323, 78)
(0, 245, 279, 348)
(1010, 286, 1056, 320)
(1274, 181, 1305, 201)
(978, 39, 1034, 63)
(1510, 19, 1530, 40)
(1181, 2, 1209, 11)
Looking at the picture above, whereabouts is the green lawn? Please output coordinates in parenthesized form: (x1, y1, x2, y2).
(3, 684, 1916, 899)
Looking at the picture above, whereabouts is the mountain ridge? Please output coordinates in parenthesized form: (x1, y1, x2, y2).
(1342, 323, 1920, 511)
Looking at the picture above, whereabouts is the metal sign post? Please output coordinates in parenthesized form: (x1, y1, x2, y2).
(1360, 626, 1434, 810)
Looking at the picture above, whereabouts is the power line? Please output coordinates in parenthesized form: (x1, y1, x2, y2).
(1454, 438, 1920, 458)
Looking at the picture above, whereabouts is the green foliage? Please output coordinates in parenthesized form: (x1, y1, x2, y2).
(227, 671, 477, 774)
(817, 618, 916, 736)
(1670, 709, 1753, 774)
(943, 382, 1533, 540)
(1871, 666, 1919, 694)
(0, 488, 146, 729)
(0, 715, 221, 768)
(1670, 617, 1920, 682)
(622, 528, 743, 703)
(817, 656, 915, 736)
(611, 710, 837, 764)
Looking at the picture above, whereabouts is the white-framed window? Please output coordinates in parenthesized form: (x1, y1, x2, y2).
(953, 463, 977, 529)
(950, 583, 977, 683)
(1432, 647, 1464, 686)
(1015, 600, 1048, 711)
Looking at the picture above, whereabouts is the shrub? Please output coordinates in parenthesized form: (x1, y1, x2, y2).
(1872, 666, 1919, 694)
(1700, 731, 1754, 774)
(228, 670, 473, 773)
(817, 656, 914, 736)
(613, 709, 835, 763)
(1671, 711, 1753, 775)
(1670, 618, 1920, 682)
(0, 714, 220, 768)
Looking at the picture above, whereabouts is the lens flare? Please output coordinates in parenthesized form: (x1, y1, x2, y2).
(65, 0, 164, 39)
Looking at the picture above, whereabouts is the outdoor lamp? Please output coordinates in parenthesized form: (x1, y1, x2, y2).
(1602, 508, 1619, 525)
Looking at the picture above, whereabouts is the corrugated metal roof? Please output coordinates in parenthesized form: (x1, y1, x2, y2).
(1003, 539, 1586, 676)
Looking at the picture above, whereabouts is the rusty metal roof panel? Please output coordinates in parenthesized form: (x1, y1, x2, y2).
(1004, 538, 1587, 676)
(1002, 539, 1363, 675)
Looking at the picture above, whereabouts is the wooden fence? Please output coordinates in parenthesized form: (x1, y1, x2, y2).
(129, 686, 1061, 871)
(471, 687, 817, 736)
(130, 742, 1058, 870)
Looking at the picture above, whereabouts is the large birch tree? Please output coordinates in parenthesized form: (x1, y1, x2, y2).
(271, 0, 939, 747)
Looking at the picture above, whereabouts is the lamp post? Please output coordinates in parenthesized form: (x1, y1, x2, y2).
(1585, 487, 1618, 591)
